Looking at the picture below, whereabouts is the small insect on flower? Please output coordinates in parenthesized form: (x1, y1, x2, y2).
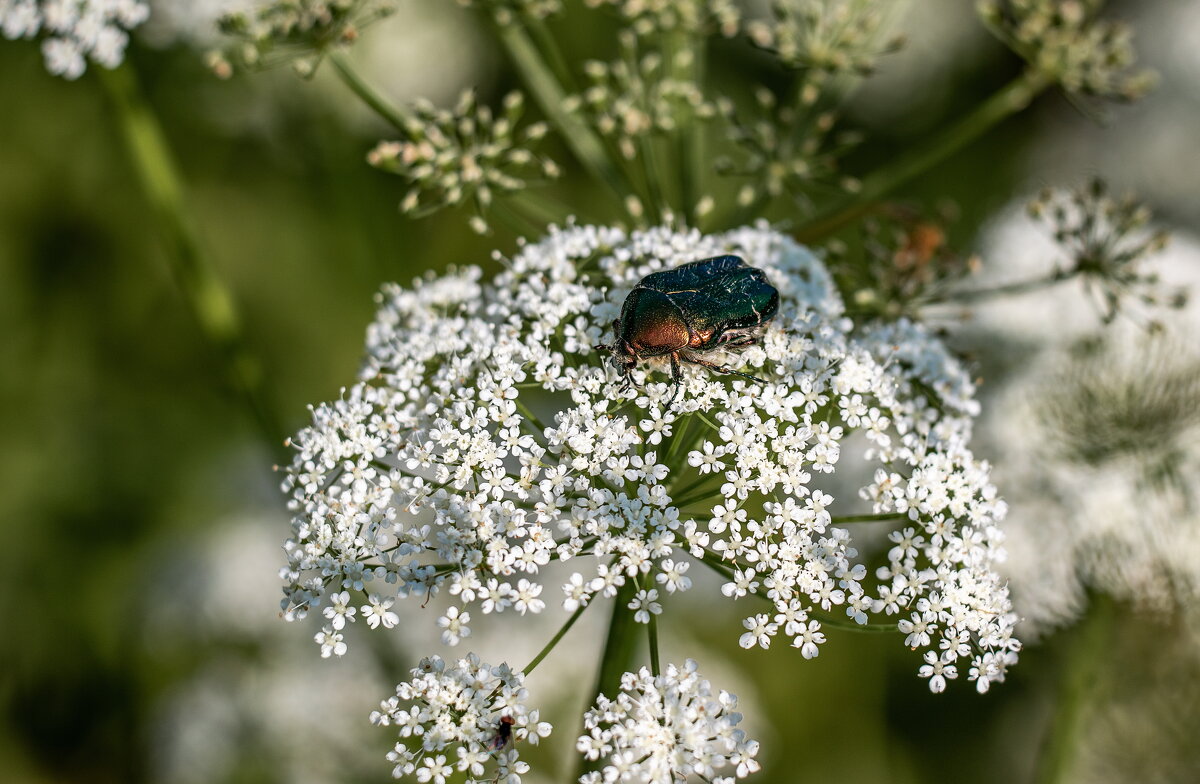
(488, 715, 515, 752)
(595, 255, 779, 405)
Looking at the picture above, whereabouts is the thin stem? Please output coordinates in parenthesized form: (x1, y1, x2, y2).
(524, 14, 577, 94)
(98, 64, 285, 457)
(522, 601, 589, 676)
(647, 610, 661, 678)
(795, 69, 1053, 242)
(1036, 595, 1115, 784)
(831, 512, 908, 524)
(490, 17, 635, 209)
(675, 33, 706, 227)
(515, 396, 550, 434)
(577, 579, 641, 780)
(942, 269, 1077, 305)
(327, 50, 412, 134)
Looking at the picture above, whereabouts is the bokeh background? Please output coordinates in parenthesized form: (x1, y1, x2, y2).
(2, 1, 1198, 782)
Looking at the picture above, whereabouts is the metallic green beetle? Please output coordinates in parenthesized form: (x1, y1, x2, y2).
(595, 255, 779, 403)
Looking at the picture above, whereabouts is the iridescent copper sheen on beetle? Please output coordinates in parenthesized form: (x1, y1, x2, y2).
(595, 255, 779, 404)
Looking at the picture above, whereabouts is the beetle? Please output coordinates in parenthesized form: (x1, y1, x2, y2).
(594, 254, 779, 404)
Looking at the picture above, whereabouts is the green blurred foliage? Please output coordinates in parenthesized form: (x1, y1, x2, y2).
(1, 2, 1196, 783)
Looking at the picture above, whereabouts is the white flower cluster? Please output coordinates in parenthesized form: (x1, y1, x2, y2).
(577, 660, 759, 784)
(280, 223, 1018, 692)
(1, 0, 149, 79)
(370, 654, 551, 783)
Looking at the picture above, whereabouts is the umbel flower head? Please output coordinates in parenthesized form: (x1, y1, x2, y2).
(1, 0, 150, 79)
(995, 330, 1200, 633)
(280, 223, 1019, 693)
(211, 0, 395, 77)
(370, 653, 551, 783)
(577, 659, 759, 784)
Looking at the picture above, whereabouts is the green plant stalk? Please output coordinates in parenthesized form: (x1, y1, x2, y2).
(328, 50, 412, 134)
(831, 512, 908, 524)
(1036, 595, 1116, 784)
(577, 579, 641, 779)
(674, 32, 707, 226)
(523, 14, 578, 94)
(522, 602, 589, 675)
(647, 609, 661, 678)
(491, 19, 635, 210)
(944, 268, 1077, 304)
(98, 63, 285, 456)
(795, 69, 1053, 242)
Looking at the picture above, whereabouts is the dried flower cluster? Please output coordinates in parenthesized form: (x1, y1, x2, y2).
(0, 0, 149, 79)
(370, 654, 552, 783)
(566, 32, 715, 161)
(585, 0, 740, 37)
(978, 0, 1155, 101)
(714, 87, 858, 212)
(279, 223, 1019, 693)
(367, 90, 559, 234)
(209, 0, 394, 76)
(746, 0, 904, 76)
(834, 207, 980, 319)
(1028, 178, 1182, 323)
(577, 660, 760, 783)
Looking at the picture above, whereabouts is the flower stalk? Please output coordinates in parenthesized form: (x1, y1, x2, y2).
(327, 50, 412, 133)
(577, 579, 642, 779)
(1036, 595, 1116, 784)
(490, 16, 635, 212)
(795, 69, 1053, 241)
(98, 62, 285, 456)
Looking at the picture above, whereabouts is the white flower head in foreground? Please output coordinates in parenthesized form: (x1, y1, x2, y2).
(577, 659, 759, 784)
(280, 223, 1019, 693)
(370, 653, 551, 784)
(1, 0, 149, 79)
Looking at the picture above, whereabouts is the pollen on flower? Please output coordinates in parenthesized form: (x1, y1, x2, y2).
(279, 222, 1019, 693)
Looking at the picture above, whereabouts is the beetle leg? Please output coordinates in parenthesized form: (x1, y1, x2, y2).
(682, 355, 767, 385)
(722, 334, 759, 349)
(668, 352, 683, 409)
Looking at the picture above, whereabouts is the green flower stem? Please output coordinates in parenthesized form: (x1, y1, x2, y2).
(328, 50, 413, 134)
(98, 63, 285, 456)
(647, 608, 662, 678)
(638, 135, 669, 223)
(795, 69, 1053, 242)
(490, 18, 635, 210)
(830, 512, 908, 524)
(1036, 595, 1116, 784)
(577, 579, 641, 779)
(522, 601, 589, 676)
(523, 14, 578, 94)
(669, 31, 705, 225)
(943, 269, 1077, 304)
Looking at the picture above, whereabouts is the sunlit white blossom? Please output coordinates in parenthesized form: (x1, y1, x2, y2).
(1, 0, 150, 78)
(370, 653, 551, 783)
(577, 659, 760, 783)
(280, 223, 1018, 691)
